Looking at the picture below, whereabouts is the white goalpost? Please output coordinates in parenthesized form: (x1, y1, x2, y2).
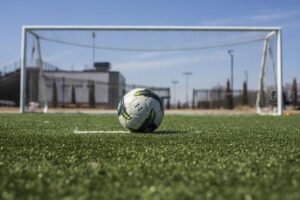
(256, 31, 282, 115)
(20, 26, 283, 115)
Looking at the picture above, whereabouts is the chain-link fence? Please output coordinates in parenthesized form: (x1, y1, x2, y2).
(192, 88, 257, 109)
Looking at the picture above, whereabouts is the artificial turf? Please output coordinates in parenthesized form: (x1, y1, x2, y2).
(0, 114, 300, 200)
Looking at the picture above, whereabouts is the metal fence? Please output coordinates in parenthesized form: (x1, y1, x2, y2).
(192, 88, 257, 109)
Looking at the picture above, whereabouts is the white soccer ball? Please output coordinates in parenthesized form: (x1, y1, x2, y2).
(118, 88, 164, 133)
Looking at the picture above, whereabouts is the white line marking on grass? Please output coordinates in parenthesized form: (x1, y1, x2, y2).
(73, 129, 129, 134)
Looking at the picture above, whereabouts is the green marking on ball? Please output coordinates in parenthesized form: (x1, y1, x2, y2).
(118, 98, 131, 120)
(134, 89, 163, 110)
(122, 111, 131, 120)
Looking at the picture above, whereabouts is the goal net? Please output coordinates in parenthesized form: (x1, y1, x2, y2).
(19, 26, 282, 115)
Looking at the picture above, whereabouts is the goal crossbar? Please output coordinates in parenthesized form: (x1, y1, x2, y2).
(22, 25, 281, 32)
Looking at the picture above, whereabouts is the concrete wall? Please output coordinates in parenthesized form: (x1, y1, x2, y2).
(45, 71, 110, 105)
(108, 72, 126, 108)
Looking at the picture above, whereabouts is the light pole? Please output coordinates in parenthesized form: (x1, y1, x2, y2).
(244, 70, 248, 85)
(228, 50, 234, 92)
(183, 72, 192, 108)
(92, 32, 96, 67)
(171, 80, 179, 109)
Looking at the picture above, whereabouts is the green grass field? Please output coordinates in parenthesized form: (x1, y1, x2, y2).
(1, 114, 300, 200)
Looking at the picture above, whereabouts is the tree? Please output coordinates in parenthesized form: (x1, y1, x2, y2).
(242, 81, 248, 105)
(71, 84, 76, 105)
(52, 80, 58, 108)
(62, 77, 65, 108)
(166, 99, 170, 110)
(291, 78, 298, 108)
(0, 80, 2, 102)
(177, 101, 181, 109)
(89, 81, 95, 108)
(225, 79, 233, 109)
(216, 87, 222, 109)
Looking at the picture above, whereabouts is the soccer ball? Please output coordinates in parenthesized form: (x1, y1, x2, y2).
(118, 88, 164, 133)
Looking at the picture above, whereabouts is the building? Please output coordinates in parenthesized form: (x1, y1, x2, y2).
(0, 62, 126, 108)
(42, 62, 125, 108)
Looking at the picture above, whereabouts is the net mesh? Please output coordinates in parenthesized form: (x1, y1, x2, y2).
(20, 28, 279, 113)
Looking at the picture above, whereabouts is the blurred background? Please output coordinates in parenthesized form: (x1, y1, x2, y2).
(0, 0, 299, 113)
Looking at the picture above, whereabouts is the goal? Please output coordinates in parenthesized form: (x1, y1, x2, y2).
(19, 26, 283, 115)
